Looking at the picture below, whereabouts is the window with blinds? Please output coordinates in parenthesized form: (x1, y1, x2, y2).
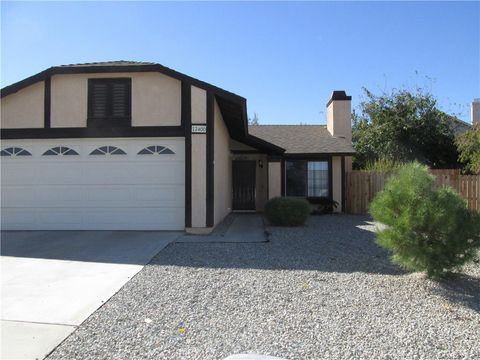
(88, 78, 131, 123)
(285, 160, 330, 197)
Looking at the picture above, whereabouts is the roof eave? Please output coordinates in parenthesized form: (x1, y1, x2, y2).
(283, 151, 356, 158)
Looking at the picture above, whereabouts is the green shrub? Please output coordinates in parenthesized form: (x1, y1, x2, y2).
(369, 162, 480, 278)
(264, 197, 311, 226)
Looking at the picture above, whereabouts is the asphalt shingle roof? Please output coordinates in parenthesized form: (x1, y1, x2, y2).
(59, 60, 156, 67)
(248, 125, 355, 154)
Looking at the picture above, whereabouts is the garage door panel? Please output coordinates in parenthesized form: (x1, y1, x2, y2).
(1, 187, 38, 205)
(37, 164, 83, 184)
(83, 208, 184, 226)
(2, 164, 83, 185)
(134, 185, 184, 202)
(1, 138, 185, 230)
(2, 185, 185, 208)
(2, 163, 185, 186)
(84, 187, 132, 202)
(3, 208, 184, 230)
(1, 209, 38, 226)
(38, 210, 83, 225)
(82, 162, 184, 185)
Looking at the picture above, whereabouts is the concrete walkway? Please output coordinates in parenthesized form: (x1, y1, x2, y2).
(177, 214, 267, 243)
(1, 231, 180, 360)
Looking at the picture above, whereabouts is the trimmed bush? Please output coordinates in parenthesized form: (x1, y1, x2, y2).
(264, 197, 311, 226)
(369, 162, 480, 278)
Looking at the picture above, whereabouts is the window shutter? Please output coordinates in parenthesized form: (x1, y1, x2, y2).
(111, 82, 128, 117)
(91, 83, 108, 118)
(88, 78, 131, 122)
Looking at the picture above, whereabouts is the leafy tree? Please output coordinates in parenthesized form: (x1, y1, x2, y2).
(456, 124, 480, 174)
(370, 163, 480, 278)
(248, 112, 260, 125)
(352, 88, 459, 169)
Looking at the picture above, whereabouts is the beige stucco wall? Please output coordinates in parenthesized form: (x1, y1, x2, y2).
(345, 155, 352, 172)
(327, 100, 352, 141)
(332, 156, 343, 212)
(132, 73, 181, 126)
(1, 82, 44, 128)
(191, 86, 206, 124)
(51, 75, 87, 127)
(214, 99, 232, 225)
(230, 139, 256, 151)
(49, 72, 181, 128)
(268, 161, 282, 199)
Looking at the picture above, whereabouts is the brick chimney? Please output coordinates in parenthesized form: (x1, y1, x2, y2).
(472, 99, 480, 125)
(326, 90, 352, 141)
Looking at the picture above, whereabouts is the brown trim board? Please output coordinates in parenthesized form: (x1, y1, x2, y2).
(1, 126, 184, 139)
(182, 81, 192, 228)
(341, 156, 346, 212)
(44, 77, 51, 128)
(206, 92, 215, 227)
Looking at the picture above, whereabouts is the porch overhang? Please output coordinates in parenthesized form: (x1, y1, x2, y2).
(215, 95, 285, 155)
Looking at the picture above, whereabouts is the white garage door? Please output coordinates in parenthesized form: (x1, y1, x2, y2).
(1, 138, 185, 230)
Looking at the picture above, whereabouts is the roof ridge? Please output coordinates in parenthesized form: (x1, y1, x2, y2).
(249, 124, 326, 126)
(59, 60, 156, 67)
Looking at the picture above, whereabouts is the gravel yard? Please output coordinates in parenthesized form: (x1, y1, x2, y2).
(48, 215, 480, 360)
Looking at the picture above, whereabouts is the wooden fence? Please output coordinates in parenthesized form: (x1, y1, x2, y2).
(345, 169, 480, 214)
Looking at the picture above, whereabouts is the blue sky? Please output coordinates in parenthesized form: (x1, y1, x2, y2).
(1, 1, 479, 124)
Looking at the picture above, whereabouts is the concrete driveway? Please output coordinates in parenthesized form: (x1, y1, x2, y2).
(1, 230, 181, 360)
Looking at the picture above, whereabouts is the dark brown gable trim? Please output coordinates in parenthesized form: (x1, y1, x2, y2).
(341, 156, 346, 213)
(206, 92, 215, 227)
(1, 65, 247, 105)
(1, 126, 184, 139)
(328, 157, 333, 202)
(44, 77, 51, 128)
(182, 81, 192, 228)
(1, 64, 286, 155)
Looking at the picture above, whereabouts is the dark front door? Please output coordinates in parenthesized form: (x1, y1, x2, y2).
(232, 160, 256, 211)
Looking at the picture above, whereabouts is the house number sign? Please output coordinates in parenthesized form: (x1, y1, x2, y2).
(191, 125, 207, 134)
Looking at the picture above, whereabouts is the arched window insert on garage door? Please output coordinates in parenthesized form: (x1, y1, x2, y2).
(89, 146, 127, 155)
(42, 147, 79, 156)
(137, 146, 175, 155)
(0, 147, 32, 156)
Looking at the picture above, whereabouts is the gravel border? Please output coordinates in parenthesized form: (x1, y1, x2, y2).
(48, 215, 480, 360)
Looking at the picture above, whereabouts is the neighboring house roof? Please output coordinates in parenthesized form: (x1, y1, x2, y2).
(446, 115, 472, 136)
(249, 125, 355, 155)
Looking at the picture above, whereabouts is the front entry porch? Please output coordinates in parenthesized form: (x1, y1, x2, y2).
(232, 160, 257, 211)
(230, 148, 270, 212)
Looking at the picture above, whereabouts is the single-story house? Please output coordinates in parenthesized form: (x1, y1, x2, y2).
(0, 61, 354, 233)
